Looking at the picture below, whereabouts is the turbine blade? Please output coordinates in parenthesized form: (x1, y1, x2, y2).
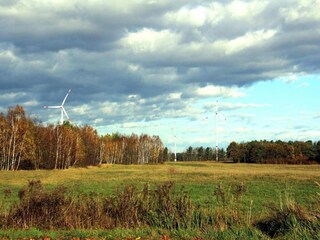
(62, 107, 70, 119)
(61, 108, 64, 124)
(61, 89, 71, 106)
(44, 106, 61, 109)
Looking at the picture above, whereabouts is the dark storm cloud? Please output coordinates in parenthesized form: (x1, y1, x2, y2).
(1, 0, 319, 125)
(0, 0, 191, 52)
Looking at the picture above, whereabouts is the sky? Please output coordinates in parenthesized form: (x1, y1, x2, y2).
(1, 0, 320, 152)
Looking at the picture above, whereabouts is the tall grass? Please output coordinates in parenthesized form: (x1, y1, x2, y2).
(255, 183, 320, 239)
(1, 180, 249, 232)
(0, 162, 319, 238)
(0, 179, 319, 239)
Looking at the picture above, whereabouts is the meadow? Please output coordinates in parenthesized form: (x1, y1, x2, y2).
(0, 162, 319, 239)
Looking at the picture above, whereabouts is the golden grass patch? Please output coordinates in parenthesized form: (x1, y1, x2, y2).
(1, 162, 319, 187)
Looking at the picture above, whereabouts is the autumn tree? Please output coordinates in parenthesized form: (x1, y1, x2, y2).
(78, 125, 100, 166)
(0, 106, 36, 170)
(226, 140, 319, 164)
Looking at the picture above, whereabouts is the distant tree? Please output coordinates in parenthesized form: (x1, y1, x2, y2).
(162, 147, 170, 162)
(303, 140, 317, 161)
(227, 141, 240, 162)
(185, 146, 193, 161)
(205, 147, 213, 160)
(176, 152, 183, 161)
(316, 141, 320, 163)
(197, 146, 205, 161)
(218, 148, 227, 161)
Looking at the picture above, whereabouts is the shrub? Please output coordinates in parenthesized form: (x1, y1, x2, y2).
(255, 194, 320, 238)
(7, 180, 69, 229)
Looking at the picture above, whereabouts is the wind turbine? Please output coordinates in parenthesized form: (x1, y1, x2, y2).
(173, 128, 177, 162)
(202, 99, 226, 161)
(215, 98, 227, 161)
(170, 127, 177, 162)
(43, 89, 71, 124)
(215, 99, 219, 161)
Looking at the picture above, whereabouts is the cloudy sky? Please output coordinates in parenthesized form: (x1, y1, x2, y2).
(1, 0, 320, 151)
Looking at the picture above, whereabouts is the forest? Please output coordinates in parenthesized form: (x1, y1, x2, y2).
(177, 140, 320, 164)
(227, 140, 320, 164)
(0, 106, 164, 170)
(173, 146, 225, 162)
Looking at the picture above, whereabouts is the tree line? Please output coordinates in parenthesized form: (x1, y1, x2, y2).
(175, 140, 320, 164)
(227, 140, 320, 164)
(170, 146, 227, 162)
(0, 106, 164, 170)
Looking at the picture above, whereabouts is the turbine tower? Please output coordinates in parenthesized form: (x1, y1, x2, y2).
(44, 89, 71, 124)
(173, 130, 177, 162)
(215, 98, 219, 161)
(171, 127, 177, 162)
(215, 98, 227, 162)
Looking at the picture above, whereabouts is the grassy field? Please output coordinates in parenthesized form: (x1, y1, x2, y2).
(0, 161, 319, 239)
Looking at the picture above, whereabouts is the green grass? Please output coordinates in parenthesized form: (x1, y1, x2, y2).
(2, 162, 318, 214)
(0, 227, 272, 239)
(0, 161, 319, 239)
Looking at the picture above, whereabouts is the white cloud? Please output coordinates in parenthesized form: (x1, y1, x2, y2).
(0, 46, 21, 64)
(128, 64, 139, 72)
(0, 49, 19, 63)
(138, 99, 146, 104)
(122, 122, 143, 129)
(280, 0, 320, 23)
(277, 72, 307, 84)
(165, 1, 267, 27)
(23, 100, 38, 107)
(295, 82, 310, 88)
(283, 74, 298, 83)
(224, 29, 277, 55)
(275, 129, 320, 141)
(141, 67, 179, 83)
(72, 104, 91, 115)
(121, 28, 181, 53)
(164, 3, 225, 27)
(227, 0, 268, 19)
(165, 6, 208, 27)
(128, 94, 138, 99)
(0, 92, 26, 101)
(167, 92, 182, 100)
(0, 1, 96, 33)
(203, 102, 271, 111)
(101, 102, 118, 114)
(93, 118, 103, 124)
(206, 2, 226, 25)
(196, 85, 245, 98)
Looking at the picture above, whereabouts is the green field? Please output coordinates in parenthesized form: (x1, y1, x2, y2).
(0, 162, 319, 239)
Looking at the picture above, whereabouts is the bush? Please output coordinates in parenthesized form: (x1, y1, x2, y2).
(2, 181, 196, 230)
(255, 195, 320, 238)
(7, 180, 69, 229)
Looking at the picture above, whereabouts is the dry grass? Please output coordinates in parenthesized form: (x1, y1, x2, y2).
(0, 162, 319, 187)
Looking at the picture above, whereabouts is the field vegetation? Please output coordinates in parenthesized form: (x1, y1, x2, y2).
(0, 162, 319, 239)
